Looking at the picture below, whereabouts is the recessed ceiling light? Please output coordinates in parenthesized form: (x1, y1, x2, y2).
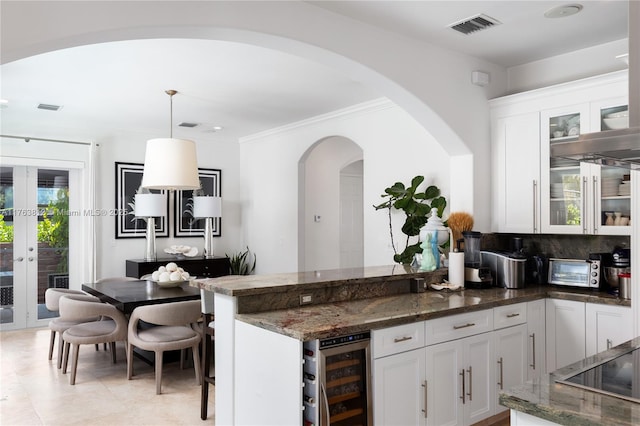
(544, 4, 583, 19)
(212, 126, 223, 131)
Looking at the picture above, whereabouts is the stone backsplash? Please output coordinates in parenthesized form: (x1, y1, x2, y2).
(481, 233, 630, 260)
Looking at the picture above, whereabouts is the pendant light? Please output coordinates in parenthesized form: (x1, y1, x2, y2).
(141, 90, 200, 190)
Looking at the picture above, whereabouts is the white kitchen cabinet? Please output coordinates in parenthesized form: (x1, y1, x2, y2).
(493, 324, 527, 414)
(540, 100, 631, 235)
(373, 347, 426, 426)
(425, 332, 494, 426)
(489, 70, 631, 235)
(545, 299, 586, 371)
(491, 112, 541, 233)
(585, 303, 632, 357)
(526, 299, 546, 380)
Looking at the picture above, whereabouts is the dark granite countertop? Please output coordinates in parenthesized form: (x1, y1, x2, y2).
(191, 265, 630, 340)
(235, 286, 549, 340)
(500, 337, 640, 426)
(192, 264, 442, 296)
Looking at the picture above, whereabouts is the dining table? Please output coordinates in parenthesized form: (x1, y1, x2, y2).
(81, 279, 201, 315)
(81, 279, 201, 366)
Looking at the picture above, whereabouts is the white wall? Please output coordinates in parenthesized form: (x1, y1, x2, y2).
(240, 99, 449, 274)
(93, 128, 241, 278)
(302, 136, 362, 271)
(1, 1, 628, 275)
(507, 39, 629, 94)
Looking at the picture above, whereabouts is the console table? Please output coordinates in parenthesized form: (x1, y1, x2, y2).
(126, 256, 230, 279)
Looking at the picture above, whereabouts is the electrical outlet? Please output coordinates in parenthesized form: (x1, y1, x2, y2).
(300, 294, 312, 305)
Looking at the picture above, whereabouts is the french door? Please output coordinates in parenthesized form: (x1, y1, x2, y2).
(1, 165, 75, 329)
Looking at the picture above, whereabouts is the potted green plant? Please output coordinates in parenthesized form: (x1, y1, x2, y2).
(373, 175, 447, 264)
(226, 246, 257, 275)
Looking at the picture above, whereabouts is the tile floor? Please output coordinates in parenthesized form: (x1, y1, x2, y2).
(1, 327, 213, 425)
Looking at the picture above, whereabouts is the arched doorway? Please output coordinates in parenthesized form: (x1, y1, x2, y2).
(298, 137, 363, 272)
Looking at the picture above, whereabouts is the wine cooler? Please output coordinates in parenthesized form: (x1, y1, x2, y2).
(303, 332, 372, 426)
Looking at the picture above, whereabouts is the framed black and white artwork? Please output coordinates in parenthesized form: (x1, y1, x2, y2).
(115, 162, 169, 239)
(174, 168, 222, 237)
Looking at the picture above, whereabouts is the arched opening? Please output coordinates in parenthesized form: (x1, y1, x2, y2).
(298, 137, 363, 272)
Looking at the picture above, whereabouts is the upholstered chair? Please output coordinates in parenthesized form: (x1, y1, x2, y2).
(127, 300, 202, 394)
(45, 288, 99, 368)
(59, 295, 129, 385)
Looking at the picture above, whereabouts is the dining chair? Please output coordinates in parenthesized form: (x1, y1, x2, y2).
(200, 289, 215, 420)
(59, 295, 129, 385)
(127, 300, 202, 394)
(45, 288, 100, 368)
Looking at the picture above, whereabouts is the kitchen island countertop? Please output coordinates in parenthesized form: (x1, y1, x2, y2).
(500, 337, 640, 426)
(192, 265, 629, 340)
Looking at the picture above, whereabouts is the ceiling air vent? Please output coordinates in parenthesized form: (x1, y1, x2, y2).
(448, 14, 501, 35)
(178, 122, 198, 128)
(37, 103, 62, 111)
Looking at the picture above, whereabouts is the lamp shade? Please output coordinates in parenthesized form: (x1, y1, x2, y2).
(193, 196, 222, 218)
(141, 138, 200, 190)
(134, 193, 165, 217)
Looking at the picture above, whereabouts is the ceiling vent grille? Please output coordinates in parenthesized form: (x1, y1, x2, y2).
(449, 14, 501, 35)
(178, 122, 198, 128)
(37, 103, 62, 111)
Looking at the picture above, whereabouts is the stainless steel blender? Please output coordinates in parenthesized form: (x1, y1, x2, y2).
(462, 231, 493, 288)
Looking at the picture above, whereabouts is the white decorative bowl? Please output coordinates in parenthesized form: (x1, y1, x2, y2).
(604, 110, 629, 130)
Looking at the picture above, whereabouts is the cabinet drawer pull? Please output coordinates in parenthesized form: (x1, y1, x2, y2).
(582, 176, 588, 234)
(453, 322, 476, 330)
(421, 380, 428, 418)
(393, 336, 413, 343)
(460, 369, 466, 404)
(506, 313, 520, 318)
(530, 333, 536, 370)
(593, 176, 598, 233)
(533, 180, 538, 233)
(466, 366, 473, 401)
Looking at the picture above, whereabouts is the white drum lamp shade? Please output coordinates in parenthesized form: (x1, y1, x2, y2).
(134, 193, 165, 217)
(193, 196, 222, 218)
(141, 138, 200, 190)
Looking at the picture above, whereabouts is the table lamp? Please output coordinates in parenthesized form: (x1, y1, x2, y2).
(134, 193, 165, 261)
(193, 196, 222, 259)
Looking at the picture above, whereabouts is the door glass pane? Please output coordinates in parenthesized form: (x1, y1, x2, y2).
(600, 105, 629, 131)
(37, 169, 69, 320)
(0, 167, 15, 324)
(549, 167, 581, 226)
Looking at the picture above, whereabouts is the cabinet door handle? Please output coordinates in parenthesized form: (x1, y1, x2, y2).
(453, 322, 476, 330)
(506, 313, 520, 318)
(533, 180, 538, 233)
(393, 336, 412, 343)
(593, 175, 598, 233)
(459, 369, 466, 404)
(607, 338, 613, 350)
(466, 366, 473, 401)
(582, 176, 588, 233)
(497, 358, 504, 390)
(422, 380, 428, 418)
(530, 333, 536, 370)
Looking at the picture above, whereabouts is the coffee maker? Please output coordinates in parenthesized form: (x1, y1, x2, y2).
(461, 231, 493, 289)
